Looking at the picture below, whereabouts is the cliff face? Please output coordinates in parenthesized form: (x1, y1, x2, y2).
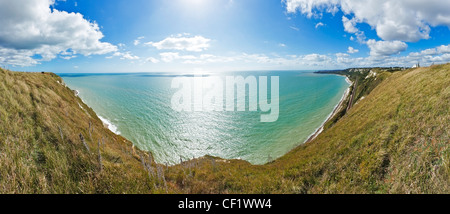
(0, 64, 449, 194)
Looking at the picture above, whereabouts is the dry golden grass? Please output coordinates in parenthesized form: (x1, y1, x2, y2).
(0, 69, 165, 193)
(164, 64, 449, 194)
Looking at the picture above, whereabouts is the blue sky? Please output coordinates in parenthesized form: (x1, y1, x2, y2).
(0, 0, 449, 73)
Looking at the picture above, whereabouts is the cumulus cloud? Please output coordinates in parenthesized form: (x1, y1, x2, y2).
(284, 0, 450, 42)
(344, 44, 450, 67)
(347, 46, 359, 54)
(334, 44, 450, 67)
(146, 35, 211, 52)
(106, 51, 139, 60)
(335, 52, 356, 64)
(285, 0, 340, 18)
(366, 39, 408, 57)
(120, 52, 140, 60)
(342, 16, 358, 33)
(405, 44, 450, 65)
(409, 44, 450, 57)
(0, 48, 39, 66)
(437, 45, 450, 54)
(302, 53, 330, 62)
(0, 0, 117, 66)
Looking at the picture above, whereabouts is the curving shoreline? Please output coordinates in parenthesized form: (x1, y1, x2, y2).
(72, 89, 121, 135)
(304, 76, 352, 143)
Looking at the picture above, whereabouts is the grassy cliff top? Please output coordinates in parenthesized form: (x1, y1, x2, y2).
(0, 69, 160, 193)
(0, 64, 449, 194)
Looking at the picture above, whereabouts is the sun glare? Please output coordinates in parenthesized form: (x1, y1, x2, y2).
(179, 0, 211, 13)
(184, 0, 207, 5)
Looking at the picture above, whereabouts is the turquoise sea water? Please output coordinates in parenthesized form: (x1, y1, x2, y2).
(60, 71, 349, 165)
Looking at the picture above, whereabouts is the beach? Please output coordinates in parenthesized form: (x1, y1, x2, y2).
(99, 115, 120, 135)
(305, 76, 352, 143)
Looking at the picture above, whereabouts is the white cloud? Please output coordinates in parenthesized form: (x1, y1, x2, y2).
(146, 57, 160, 63)
(121, 52, 140, 60)
(155, 51, 334, 67)
(0, 0, 117, 66)
(366, 39, 408, 57)
(315, 22, 325, 29)
(302, 53, 330, 62)
(347, 43, 450, 67)
(60, 55, 77, 60)
(408, 45, 450, 59)
(134, 36, 145, 46)
(342, 16, 358, 33)
(336, 53, 349, 58)
(289, 26, 300, 31)
(342, 16, 366, 43)
(279, 43, 287, 47)
(335, 52, 354, 64)
(0, 48, 39, 66)
(284, 0, 450, 42)
(146, 35, 211, 52)
(106, 51, 139, 60)
(151, 43, 449, 69)
(347, 46, 359, 54)
(437, 45, 450, 54)
(159, 52, 180, 63)
(285, 0, 340, 18)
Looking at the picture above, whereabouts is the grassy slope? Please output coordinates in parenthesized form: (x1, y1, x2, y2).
(277, 64, 449, 193)
(0, 64, 448, 194)
(165, 64, 449, 194)
(321, 67, 397, 131)
(0, 69, 167, 193)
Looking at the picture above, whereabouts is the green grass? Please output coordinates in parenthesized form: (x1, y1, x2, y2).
(321, 67, 400, 131)
(0, 64, 448, 194)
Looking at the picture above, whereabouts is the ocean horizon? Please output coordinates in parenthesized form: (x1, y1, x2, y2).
(60, 71, 350, 165)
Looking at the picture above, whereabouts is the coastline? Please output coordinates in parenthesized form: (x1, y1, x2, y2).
(65, 73, 353, 164)
(304, 76, 352, 143)
(98, 115, 121, 135)
(73, 89, 121, 135)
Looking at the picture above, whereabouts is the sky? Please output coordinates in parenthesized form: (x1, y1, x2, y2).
(0, 0, 449, 73)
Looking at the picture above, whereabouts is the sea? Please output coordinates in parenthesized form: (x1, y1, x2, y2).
(60, 71, 350, 165)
